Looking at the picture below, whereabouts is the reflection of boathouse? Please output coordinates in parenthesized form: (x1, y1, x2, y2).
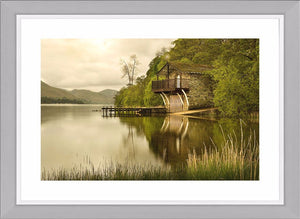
(118, 115, 216, 167)
(150, 116, 215, 166)
(152, 62, 214, 112)
(151, 116, 190, 165)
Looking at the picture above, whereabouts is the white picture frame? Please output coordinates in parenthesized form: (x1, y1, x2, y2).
(1, 1, 299, 218)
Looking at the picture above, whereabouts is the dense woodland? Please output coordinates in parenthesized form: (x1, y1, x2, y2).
(114, 39, 259, 117)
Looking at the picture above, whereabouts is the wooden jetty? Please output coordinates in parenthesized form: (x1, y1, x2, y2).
(101, 106, 166, 117)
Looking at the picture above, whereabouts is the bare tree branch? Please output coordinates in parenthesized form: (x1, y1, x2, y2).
(120, 55, 139, 85)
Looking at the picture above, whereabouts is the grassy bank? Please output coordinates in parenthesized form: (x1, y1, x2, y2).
(42, 123, 259, 180)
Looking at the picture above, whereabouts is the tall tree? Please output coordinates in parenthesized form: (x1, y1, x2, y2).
(120, 55, 139, 85)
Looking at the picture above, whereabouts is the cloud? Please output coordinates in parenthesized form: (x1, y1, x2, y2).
(41, 39, 174, 91)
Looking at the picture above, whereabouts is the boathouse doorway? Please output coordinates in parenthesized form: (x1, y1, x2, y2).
(176, 75, 181, 88)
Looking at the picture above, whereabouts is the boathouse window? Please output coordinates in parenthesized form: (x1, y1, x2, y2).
(176, 75, 181, 88)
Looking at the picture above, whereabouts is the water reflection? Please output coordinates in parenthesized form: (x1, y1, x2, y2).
(118, 115, 258, 168)
(151, 116, 191, 165)
(41, 105, 258, 171)
(120, 116, 214, 167)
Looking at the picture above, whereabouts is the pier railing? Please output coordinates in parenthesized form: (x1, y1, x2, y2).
(101, 106, 166, 117)
(152, 79, 189, 93)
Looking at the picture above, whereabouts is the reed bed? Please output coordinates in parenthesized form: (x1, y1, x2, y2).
(42, 121, 259, 180)
(42, 163, 173, 180)
(186, 125, 259, 180)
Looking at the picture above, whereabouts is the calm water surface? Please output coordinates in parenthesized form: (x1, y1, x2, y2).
(41, 104, 259, 171)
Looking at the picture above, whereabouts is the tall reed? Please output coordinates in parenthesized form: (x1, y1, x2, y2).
(42, 162, 173, 180)
(186, 121, 259, 180)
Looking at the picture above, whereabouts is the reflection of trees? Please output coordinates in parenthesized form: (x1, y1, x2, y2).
(119, 115, 259, 167)
(121, 124, 136, 160)
(119, 116, 165, 161)
(119, 116, 165, 141)
(211, 118, 259, 150)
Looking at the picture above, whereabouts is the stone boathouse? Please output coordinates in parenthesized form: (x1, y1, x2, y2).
(152, 62, 214, 113)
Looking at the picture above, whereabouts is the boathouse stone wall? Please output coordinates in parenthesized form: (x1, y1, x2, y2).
(186, 73, 214, 110)
(163, 73, 214, 111)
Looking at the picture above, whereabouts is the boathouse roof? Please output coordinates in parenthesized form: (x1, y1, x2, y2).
(156, 61, 212, 76)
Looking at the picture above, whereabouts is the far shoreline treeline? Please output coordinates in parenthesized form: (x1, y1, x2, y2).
(41, 96, 85, 104)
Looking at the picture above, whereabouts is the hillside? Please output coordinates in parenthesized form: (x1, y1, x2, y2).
(41, 81, 78, 100)
(99, 89, 118, 98)
(70, 89, 117, 104)
(41, 81, 117, 104)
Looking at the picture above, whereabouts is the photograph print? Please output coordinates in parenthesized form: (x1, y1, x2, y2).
(41, 38, 259, 180)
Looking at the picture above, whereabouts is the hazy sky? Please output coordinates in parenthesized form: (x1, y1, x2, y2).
(41, 39, 174, 91)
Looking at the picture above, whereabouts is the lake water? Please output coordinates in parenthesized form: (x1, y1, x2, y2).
(41, 104, 259, 172)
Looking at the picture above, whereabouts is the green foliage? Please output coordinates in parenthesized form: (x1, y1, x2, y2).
(169, 39, 223, 66)
(115, 76, 148, 107)
(115, 39, 259, 117)
(169, 39, 259, 117)
(143, 76, 163, 107)
(114, 55, 164, 107)
(209, 39, 259, 117)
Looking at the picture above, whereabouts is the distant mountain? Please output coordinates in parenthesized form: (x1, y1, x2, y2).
(41, 81, 117, 104)
(99, 89, 118, 98)
(70, 89, 117, 104)
(41, 81, 78, 100)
